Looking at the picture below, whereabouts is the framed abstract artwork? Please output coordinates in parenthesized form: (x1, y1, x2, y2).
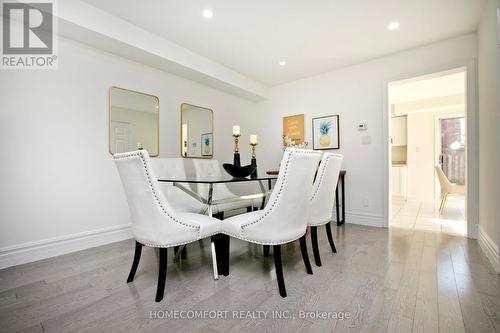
(201, 133, 213, 156)
(312, 115, 340, 150)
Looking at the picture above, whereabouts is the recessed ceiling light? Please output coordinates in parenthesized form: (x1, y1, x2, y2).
(279, 61, 286, 66)
(388, 21, 400, 30)
(202, 9, 213, 19)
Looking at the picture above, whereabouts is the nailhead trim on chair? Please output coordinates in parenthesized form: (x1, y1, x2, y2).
(222, 230, 307, 246)
(138, 230, 220, 248)
(114, 151, 202, 247)
(308, 219, 333, 227)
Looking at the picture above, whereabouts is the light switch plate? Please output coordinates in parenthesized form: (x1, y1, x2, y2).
(357, 123, 368, 131)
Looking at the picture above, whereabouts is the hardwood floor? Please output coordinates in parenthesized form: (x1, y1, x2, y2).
(0, 224, 498, 332)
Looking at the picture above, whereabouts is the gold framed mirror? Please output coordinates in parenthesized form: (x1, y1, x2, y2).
(180, 103, 214, 158)
(109, 86, 159, 156)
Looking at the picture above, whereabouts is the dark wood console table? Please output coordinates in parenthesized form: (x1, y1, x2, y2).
(336, 170, 346, 226)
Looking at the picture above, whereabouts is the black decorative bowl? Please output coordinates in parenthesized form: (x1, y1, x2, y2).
(223, 163, 257, 178)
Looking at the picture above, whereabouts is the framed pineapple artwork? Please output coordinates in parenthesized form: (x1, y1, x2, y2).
(201, 133, 213, 157)
(312, 115, 340, 150)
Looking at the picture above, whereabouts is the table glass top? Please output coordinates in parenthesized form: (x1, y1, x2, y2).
(157, 175, 278, 184)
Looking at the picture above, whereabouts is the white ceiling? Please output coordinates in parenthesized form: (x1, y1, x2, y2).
(81, 0, 485, 87)
(390, 69, 466, 104)
(389, 69, 466, 115)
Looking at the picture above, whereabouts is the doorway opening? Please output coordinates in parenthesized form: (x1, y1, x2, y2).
(388, 67, 467, 236)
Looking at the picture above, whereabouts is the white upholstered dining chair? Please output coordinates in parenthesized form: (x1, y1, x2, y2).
(114, 150, 222, 302)
(219, 148, 322, 297)
(308, 152, 343, 267)
(149, 157, 206, 214)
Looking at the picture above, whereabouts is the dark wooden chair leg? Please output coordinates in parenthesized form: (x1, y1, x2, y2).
(173, 245, 187, 260)
(325, 222, 337, 253)
(127, 241, 143, 283)
(263, 245, 270, 257)
(299, 235, 313, 274)
(310, 226, 322, 267)
(155, 248, 168, 302)
(173, 246, 180, 259)
(273, 245, 287, 297)
(181, 245, 187, 259)
(214, 234, 230, 276)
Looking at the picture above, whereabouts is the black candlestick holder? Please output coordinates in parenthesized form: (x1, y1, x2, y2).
(233, 134, 241, 166)
(233, 153, 241, 167)
(250, 142, 258, 178)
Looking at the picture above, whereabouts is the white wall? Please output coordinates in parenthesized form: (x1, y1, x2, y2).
(477, 0, 500, 272)
(0, 37, 257, 261)
(254, 34, 477, 227)
(406, 112, 436, 202)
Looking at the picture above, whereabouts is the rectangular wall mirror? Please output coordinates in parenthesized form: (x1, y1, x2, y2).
(109, 86, 159, 156)
(181, 103, 214, 158)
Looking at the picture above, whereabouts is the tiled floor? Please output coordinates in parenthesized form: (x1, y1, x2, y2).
(390, 195, 466, 236)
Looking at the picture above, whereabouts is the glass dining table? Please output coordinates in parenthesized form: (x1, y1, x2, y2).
(157, 175, 278, 217)
(157, 175, 278, 279)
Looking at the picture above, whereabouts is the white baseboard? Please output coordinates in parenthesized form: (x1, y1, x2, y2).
(345, 211, 385, 228)
(0, 224, 133, 270)
(478, 225, 500, 274)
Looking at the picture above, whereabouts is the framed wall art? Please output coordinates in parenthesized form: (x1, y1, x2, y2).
(201, 133, 213, 156)
(312, 115, 340, 150)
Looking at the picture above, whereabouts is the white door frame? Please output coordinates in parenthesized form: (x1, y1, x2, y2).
(382, 59, 478, 239)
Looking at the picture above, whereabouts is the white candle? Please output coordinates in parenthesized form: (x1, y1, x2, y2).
(232, 125, 240, 136)
(250, 134, 258, 145)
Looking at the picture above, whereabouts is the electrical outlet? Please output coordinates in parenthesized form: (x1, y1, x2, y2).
(363, 199, 370, 207)
(362, 136, 371, 144)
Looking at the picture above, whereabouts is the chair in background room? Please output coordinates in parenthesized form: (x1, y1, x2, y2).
(435, 165, 465, 214)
